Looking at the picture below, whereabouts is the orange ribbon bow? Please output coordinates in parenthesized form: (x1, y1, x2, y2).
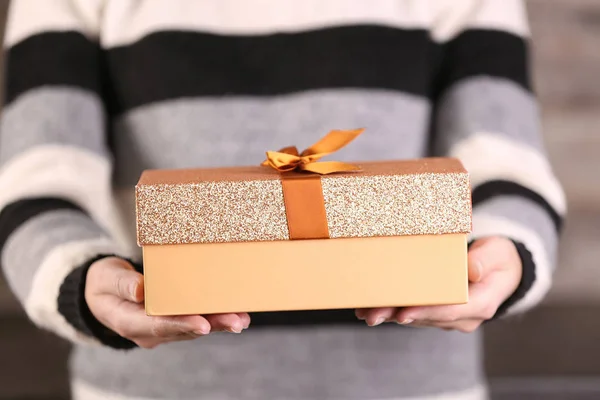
(262, 128, 365, 175)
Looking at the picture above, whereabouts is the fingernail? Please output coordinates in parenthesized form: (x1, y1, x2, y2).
(227, 323, 243, 333)
(128, 282, 137, 300)
(243, 319, 251, 329)
(398, 318, 414, 325)
(370, 317, 385, 327)
(193, 326, 210, 335)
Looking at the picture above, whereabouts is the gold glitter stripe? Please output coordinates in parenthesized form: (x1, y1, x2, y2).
(136, 171, 471, 245)
(136, 180, 289, 245)
(321, 172, 472, 238)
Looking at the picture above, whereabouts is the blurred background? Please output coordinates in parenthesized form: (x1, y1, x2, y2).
(0, 0, 598, 399)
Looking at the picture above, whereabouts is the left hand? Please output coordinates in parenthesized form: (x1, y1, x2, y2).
(355, 236, 522, 333)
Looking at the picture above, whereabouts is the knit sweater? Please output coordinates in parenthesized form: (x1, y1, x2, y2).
(1, 0, 565, 399)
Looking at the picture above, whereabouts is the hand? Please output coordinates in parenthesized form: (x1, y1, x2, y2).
(85, 257, 251, 349)
(355, 236, 522, 333)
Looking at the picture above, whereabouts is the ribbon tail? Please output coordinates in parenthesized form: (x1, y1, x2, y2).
(301, 128, 365, 156)
(301, 161, 362, 175)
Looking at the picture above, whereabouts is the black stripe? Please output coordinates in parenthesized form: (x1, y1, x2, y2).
(432, 29, 531, 100)
(0, 198, 84, 253)
(105, 26, 433, 113)
(472, 180, 563, 232)
(5, 27, 532, 116)
(4, 31, 102, 106)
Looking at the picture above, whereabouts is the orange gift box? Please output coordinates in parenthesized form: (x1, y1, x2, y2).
(135, 130, 472, 316)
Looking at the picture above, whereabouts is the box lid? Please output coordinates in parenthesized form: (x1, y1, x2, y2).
(136, 158, 472, 246)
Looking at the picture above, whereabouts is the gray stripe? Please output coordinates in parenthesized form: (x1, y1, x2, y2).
(473, 195, 558, 267)
(71, 326, 483, 399)
(434, 77, 545, 155)
(113, 89, 431, 186)
(0, 87, 109, 166)
(2, 209, 107, 303)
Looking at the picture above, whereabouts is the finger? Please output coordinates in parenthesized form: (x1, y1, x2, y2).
(205, 313, 245, 333)
(106, 300, 211, 340)
(91, 258, 144, 303)
(395, 282, 494, 323)
(364, 307, 397, 326)
(135, 330, 207, 349)
(410, 319, 483, 334)
(355, 308, 369, 320)
(355, 308, 387, 321)
(468, 238, 488, 251)
(468, 237, 516, 281)
(237, 313, 251, 329)
(444, 319, 482, 333)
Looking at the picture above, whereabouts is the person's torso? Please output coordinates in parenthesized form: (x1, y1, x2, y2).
(82, 3, 485, 399)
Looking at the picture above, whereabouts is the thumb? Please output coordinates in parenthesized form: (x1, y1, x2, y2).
(467, 237, 498, 283)
(88, 257, 144, 303)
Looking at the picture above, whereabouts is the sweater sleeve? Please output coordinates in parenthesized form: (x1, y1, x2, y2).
(429, 0, 566, 317)
(0, 0, 137, 347)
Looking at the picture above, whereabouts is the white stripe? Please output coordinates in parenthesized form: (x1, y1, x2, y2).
(72, 379, 488, 400)
(470, 213, 552, 315)
(5, 0, 529, 49)
(25, 238, 116, 345)
(430, 0, 529, 42)
(467, 0, 529, 36)
(101, 0, 527, 48)
(0, 145, 136, 258)
(450, 132, 566, 215)
(4, 0, 101, 47)
(101, 0, 428, 47)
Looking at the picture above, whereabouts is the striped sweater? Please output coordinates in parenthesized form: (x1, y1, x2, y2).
(1, 1, 565, 399)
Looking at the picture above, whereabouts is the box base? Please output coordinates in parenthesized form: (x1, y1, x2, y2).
(143, 234, 468, 316)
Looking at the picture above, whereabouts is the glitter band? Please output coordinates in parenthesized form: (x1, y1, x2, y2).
(135, 158, 472, 246)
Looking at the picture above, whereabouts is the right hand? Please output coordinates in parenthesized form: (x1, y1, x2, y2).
(85, 257, 250, 349)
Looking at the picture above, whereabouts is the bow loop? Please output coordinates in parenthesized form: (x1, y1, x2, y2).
(262, 128, 365, 175)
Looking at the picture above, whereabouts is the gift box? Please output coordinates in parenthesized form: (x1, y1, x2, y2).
(136, 129, 472, 316)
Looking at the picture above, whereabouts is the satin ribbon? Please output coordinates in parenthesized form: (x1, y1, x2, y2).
(262, 128, 365, 174)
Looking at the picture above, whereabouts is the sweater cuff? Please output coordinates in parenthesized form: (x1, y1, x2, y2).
(492, 240, 536, 319)
(58, 254, 143, 350)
